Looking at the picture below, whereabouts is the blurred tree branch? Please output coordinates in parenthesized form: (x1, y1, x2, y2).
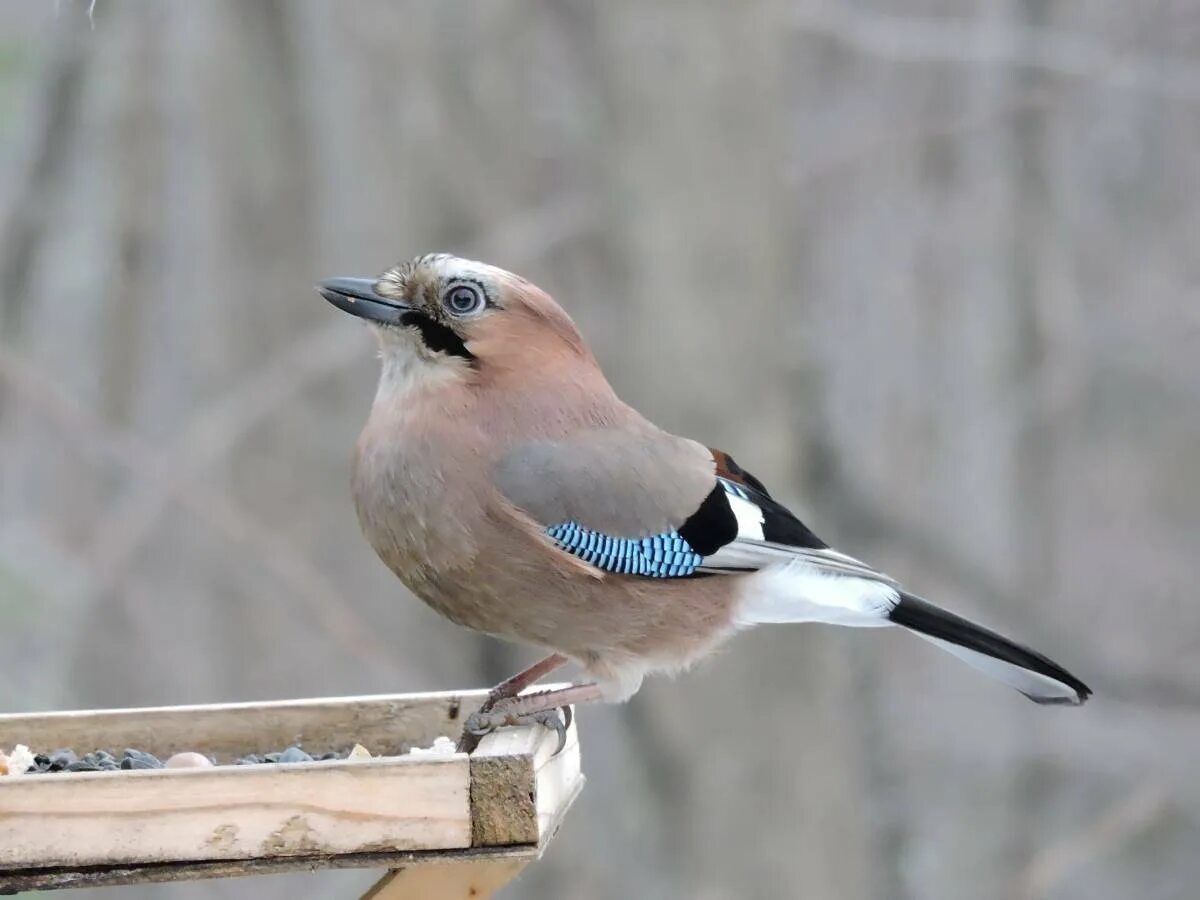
(0, 348, 401, 679)
(0, 25, 88, 342)
(792, 5, 1200, 102)
(1011, 783, 1170, 900)
(81, 324, 365, 608)
(787, 2, 1196, 191)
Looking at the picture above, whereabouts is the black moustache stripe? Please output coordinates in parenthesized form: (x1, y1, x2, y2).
(399, 311, 475, 362)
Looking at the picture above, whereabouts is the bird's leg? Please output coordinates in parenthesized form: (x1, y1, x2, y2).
(463, 682, 604, 756)
(456, 653, 569, 753)
(480, 653, 570, 708)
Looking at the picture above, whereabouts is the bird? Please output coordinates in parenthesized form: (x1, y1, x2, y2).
(319, 254, 1090, 751)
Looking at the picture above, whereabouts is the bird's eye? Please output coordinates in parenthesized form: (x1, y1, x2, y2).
(442, 283, 485, 316)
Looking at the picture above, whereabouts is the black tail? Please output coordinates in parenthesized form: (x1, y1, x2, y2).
(889, 593, 1091, 705)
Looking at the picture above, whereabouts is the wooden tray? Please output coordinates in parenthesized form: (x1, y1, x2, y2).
(0, 687, 583, 895)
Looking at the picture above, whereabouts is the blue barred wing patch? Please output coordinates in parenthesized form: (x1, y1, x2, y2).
(546, 522, 704, 578)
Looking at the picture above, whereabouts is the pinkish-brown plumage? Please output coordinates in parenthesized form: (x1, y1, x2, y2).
(320, 254, 1090, 735)
(350, 256, 738, 700)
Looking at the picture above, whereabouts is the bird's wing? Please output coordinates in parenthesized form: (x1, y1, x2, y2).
(494, 436, 895, 585)
(497, 438, 1092, 704)
(697, 450, 897, 585)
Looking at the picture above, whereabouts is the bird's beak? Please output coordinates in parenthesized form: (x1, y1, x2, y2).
(318, 277, 413, 326)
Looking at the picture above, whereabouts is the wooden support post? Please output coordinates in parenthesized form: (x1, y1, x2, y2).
(362, 857, 528, 900)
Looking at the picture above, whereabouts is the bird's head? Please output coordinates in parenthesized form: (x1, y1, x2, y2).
(319, 254, 590, 384)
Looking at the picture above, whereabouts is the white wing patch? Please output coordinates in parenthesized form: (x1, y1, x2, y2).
(725, 491, 765, 541)
(698, 479, 898, 585)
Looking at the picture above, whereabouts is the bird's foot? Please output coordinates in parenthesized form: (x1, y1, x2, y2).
(455, 654, 570, 754)
(461, 701, 574, 756)
(457, 681, 601, 755)
(455, 690, 505, 755)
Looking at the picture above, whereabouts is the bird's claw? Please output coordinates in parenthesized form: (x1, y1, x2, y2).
(458, 702, 573, 756)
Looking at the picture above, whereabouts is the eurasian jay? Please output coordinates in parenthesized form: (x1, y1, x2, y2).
(319, 254, 1090, 751)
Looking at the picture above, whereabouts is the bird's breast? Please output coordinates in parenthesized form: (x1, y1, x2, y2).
(350, 404, 491, 583)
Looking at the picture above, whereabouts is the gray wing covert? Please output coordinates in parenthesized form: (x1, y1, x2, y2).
(493, 430, 715, 538)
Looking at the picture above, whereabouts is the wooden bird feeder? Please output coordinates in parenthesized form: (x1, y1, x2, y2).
(0, 687, 584, 898)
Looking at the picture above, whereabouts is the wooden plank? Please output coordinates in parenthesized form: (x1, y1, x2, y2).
(0, 688, 585, 893)
(362, 857, 528, 900)
(0, 756, 470, 869)
(0, 846, 538, 892)
(0, 690, 490, 762)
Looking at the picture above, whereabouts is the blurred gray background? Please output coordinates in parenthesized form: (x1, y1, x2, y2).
(1, 1, 1198, 898)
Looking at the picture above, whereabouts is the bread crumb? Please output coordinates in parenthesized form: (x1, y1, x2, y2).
(407, 736, 457, 757)
(0, 744, 35, 777)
